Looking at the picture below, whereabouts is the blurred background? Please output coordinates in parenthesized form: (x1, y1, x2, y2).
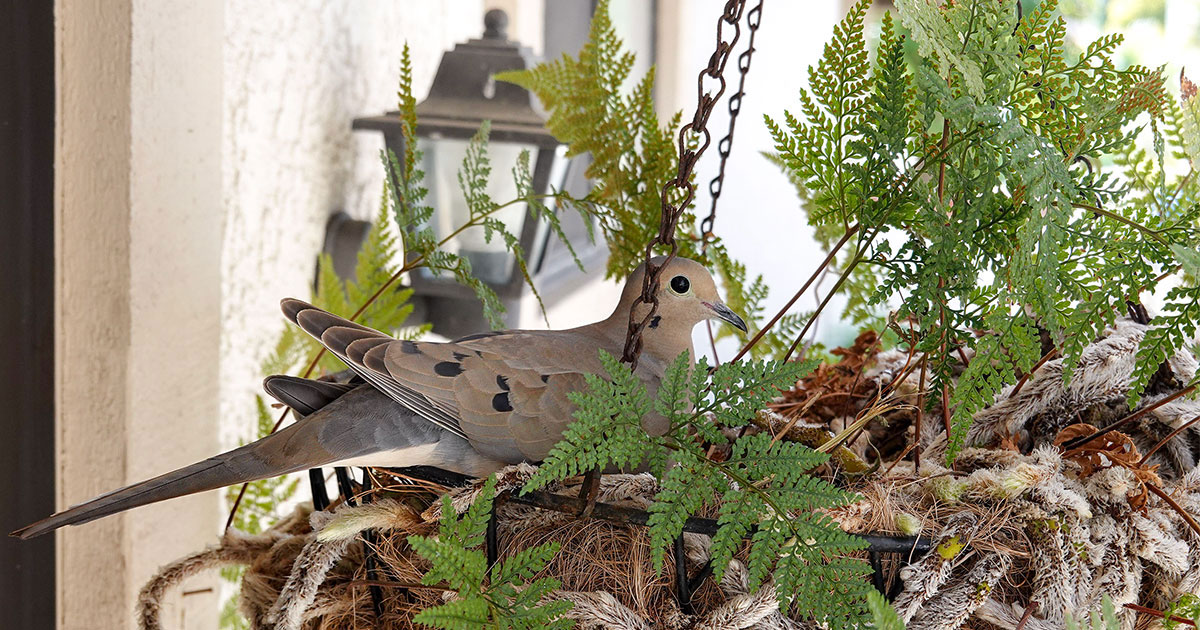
(2, 1, 1198, 628)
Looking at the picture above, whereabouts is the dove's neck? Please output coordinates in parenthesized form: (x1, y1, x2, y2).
(596, 302, 696, 371)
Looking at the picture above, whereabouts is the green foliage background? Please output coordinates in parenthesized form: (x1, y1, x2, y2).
(767, 0, 1200, 460)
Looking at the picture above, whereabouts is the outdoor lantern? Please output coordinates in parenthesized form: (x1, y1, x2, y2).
(346, 9, 601, 337)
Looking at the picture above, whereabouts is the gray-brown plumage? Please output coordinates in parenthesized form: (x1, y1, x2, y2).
(12, 257, 745, 539)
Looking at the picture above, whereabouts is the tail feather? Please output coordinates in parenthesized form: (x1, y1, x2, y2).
(263, 375, 355, 417)
(10, 385, 472, 539)
(10, 442, 289, 539)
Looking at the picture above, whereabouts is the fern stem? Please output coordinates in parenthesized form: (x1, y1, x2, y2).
(1070, 201, 1167, 244)
(731, 222, 859, 363)
(915, 355, 928, 473)
(1124, 603, 1198, 628)
(1145, 482, 1200, 538)
(782, 244, 867, 362)
(1165, 167, 1195, 210)
(1059, 384, 1197, 450)
(1010, 348, 1058, 397)
(1137, 411, 1200, 466)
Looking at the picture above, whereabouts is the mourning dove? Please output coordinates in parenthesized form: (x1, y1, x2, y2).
(13, 256, 745, 539)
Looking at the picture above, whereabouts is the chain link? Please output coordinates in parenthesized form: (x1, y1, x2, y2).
(621, 0, 750, 368)
(701, 0, 762, 241)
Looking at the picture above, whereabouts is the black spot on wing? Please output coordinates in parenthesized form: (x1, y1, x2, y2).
(492, 392, 513, 412)
(649, 315, 661, 329)
(496, 375, 509, 391)
(434, 361, 463, 377)
(400, 340, 421, 354)
(453, 351, 470, 361)
(541, 374, 550, 383)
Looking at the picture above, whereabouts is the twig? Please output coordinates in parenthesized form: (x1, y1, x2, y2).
(782, 251, 864, 362)
(915, 356, 928, 473)
(1011, 349, 1058, 397)
(1139, 412, 1200, 466)
(941, 384, 952, 438)
(731, 223, 859, 363)
(1059, 385, 1198, 450)
(1146, 482, 1200, 538)
(1124, 603, 1197, 628)
(882, 440, 919, 477)
(1165, 167, 1195, 211)
(1015, 602, 1039, 630)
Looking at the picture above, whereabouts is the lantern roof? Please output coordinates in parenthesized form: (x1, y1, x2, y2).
(353, 9, 559, 147)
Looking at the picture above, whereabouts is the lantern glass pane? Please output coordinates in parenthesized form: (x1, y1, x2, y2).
(417, 136, 538, 285)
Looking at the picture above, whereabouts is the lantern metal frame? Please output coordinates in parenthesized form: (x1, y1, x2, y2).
(352, 9, 596, 320)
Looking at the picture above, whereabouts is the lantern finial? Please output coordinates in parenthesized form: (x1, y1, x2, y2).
(483, 9, 508, 41)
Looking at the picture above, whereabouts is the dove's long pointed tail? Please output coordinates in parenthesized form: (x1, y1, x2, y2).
(10, 438, 294, 539)
(11, 383, 492, 539)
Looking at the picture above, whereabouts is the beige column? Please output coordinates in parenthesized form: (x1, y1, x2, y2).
(56, 0, 133, 626)
(56, 1, 224, 628)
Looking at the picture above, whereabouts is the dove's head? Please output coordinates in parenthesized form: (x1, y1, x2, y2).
(616, 256, 748, 336)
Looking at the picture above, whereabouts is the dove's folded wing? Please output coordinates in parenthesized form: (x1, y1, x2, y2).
(285, 299, 622, 462)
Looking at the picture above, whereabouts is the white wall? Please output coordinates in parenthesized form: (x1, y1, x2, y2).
(218, 0, 486, 463)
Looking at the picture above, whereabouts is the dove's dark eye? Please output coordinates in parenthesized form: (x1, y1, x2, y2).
(669, 275, 690, 294)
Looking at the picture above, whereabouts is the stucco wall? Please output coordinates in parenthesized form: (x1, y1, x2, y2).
(56, 0, 133, 626)
(218, 0, 486, 453)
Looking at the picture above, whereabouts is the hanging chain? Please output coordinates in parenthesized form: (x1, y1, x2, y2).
(621, 0, 750, 368)
(701, 0, 762, 244)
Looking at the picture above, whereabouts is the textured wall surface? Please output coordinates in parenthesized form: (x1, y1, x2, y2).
(127, 0, 226, 627)
(55, 0, 133, 626)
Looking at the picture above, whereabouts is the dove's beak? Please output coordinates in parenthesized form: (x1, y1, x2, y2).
(705, 302, 748, 332)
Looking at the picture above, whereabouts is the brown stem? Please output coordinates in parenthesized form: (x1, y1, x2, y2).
(1146, 482, 1200, 538)
(1166, 168, 1195, 211)
(731, 223, 859, 363)
(1124, 603, 1198, 627)
(941, 383, 951, 438)
(1059, 385, 1197, 450)
(1139, 412, 1200, 466)
(882, 440, 918, 477)
(1011, 349, 1058, 397)
(223, 483, 251, 531)
(705, 320, 721, 365)
(1015, 602, 1039, 630)
(915, 355, 928, 473)
(937, 118, 950, 201)
(781, 248, 867, 362)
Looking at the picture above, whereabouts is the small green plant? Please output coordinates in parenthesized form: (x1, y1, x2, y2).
(867, 590, 906, 630)
(497, 1, 694, 281)
(1164, 594, 1200, 630)
(1066, 596, 1121, 630)
(525, 350, 870, 629)
(407, 478, 573, 630)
